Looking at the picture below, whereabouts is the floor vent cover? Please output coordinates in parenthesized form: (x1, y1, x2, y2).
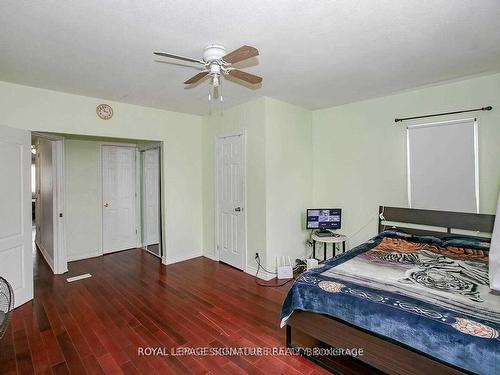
(66, 273, 92, 282)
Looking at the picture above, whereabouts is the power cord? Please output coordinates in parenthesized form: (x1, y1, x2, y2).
(254, 254, 295, 287)
(254, 254, 277, 275)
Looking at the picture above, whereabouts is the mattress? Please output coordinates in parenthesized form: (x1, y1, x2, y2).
(280, 230, 500, 374)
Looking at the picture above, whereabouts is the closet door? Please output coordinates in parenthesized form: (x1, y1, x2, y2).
(102, 145, 137, 253)
(142, 148, 161, 257)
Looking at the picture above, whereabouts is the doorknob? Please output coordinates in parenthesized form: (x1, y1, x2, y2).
(234, 207, 242, 212)
(104, 203, 109, 207)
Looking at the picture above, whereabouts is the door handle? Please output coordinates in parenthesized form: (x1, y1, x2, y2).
(234, 207, 242, 212)
(104, 203, 109, 207)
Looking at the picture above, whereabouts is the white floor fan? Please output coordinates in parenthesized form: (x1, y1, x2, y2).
(0, 276, 14, 339)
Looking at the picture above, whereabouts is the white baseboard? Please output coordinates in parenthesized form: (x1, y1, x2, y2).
(203, 252, 218, 261)
(67, 251, 102, 262)
(35, 240, 55, 273)
(163, 250, 203, 265)
(202, 254, 276, 281)
(246, 265, 276, 281)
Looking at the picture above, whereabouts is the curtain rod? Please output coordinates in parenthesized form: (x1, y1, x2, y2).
(395, 106, 492, 123)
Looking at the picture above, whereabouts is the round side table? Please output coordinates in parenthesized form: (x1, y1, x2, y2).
(311, 233, 347, 262)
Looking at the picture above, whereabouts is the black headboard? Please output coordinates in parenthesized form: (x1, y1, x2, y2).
(378, 206, 495, 238)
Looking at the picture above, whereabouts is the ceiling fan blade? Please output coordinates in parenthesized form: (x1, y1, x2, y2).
(184, 71, 209, 84)
(223, 45, 259, 64)
(154, 51, 204, 64)
(228, 69, 262, 84)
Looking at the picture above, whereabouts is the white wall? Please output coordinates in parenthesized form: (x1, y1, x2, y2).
(37, 137, 55, 269)
(0, 81, 203, 265)
(312, 73, 500, 248)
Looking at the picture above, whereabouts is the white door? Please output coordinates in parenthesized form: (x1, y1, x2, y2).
(143, 148, 160, 254)
(216, 133, 246, 270)
(102, 146, 137, 254)
(0, 125, 33, 307)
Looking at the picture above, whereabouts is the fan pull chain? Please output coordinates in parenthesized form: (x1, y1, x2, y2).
(219, 78, 223, 102)
(208, 84, 213, 115)
(219, 78, 224, 116)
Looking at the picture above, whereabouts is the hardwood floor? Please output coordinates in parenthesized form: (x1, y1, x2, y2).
(0, 249, 331, 375)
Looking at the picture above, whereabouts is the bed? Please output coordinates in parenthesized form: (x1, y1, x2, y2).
(281, 207, 497, 374)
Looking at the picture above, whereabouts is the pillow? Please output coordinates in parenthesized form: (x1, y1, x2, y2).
(378, 228, 413, 238)
(442, 236, 491, 251)
(489, 195, 500, 292)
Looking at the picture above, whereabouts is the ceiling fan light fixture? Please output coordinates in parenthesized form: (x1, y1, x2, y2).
(203, 44, 227, 63)
(154, 44, 262, 104)
(212, 75, 219, 87)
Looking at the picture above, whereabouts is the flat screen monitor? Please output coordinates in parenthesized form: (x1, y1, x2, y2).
(306, 209, 341, 230)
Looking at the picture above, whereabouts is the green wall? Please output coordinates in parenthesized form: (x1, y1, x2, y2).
(265, 98, 312, 268)
(202, 98, 268, 271)
(203, 73, 500, 273)
(202, 97, 312, 276)
(0, 81, 203, 264)
(312, 73, 500, 248)
(2, 71, 498, 271)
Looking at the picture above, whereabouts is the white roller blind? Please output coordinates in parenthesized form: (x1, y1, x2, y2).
(407, 118, 478, 213)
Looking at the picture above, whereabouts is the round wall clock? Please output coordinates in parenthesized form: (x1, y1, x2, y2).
(96, 104, 113, 120)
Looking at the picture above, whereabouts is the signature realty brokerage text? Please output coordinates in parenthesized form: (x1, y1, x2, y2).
(137, 346, 365, 357)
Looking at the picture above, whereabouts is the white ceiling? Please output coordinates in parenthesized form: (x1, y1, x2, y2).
(1, 0, 500, 115)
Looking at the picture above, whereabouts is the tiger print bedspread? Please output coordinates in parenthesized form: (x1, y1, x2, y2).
(280, 230, 499, 374)
(322, 234, 498, 324)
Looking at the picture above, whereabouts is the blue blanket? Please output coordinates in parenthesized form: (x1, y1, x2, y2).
(281, 231, 499, 374)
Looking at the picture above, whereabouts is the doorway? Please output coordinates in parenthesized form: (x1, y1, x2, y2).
(1, 127, 166, 309)
(32, 133, 66, 275)
(215, 131, 246, 270)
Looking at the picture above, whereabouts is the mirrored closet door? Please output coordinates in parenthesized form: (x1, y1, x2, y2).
(140, 146, 162, 258)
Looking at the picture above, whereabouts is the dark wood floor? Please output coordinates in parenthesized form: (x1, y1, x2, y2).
(0, 249, 330, 375)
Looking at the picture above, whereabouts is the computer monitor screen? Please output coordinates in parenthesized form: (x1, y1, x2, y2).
(306, 209, 341, 230)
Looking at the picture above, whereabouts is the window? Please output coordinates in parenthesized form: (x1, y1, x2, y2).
(406, 118, 478, 213)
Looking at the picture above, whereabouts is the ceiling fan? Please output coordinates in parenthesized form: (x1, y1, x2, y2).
(154, 44, 262, 100)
